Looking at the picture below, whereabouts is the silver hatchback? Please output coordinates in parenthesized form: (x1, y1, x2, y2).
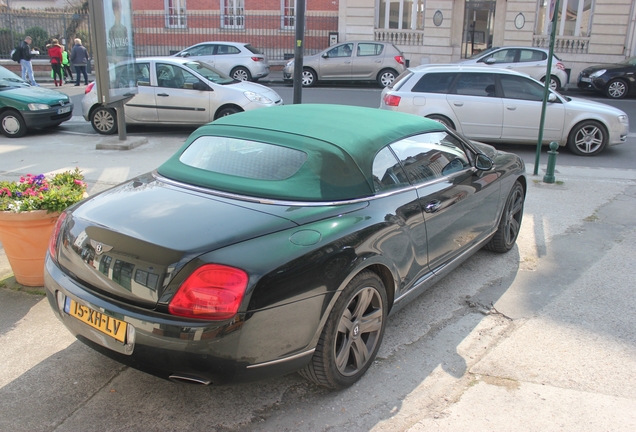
(380, 65, 629, 156)
(456, 46, 568, 91)
(82, 57, 282, 135)
(283, 41, 406, 87)
(173, 41, 270, 82)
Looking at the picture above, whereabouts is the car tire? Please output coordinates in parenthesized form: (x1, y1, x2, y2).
(605, 79, 628, 99)
(485, 181, 525, 253)
(377, 69, 397, 88)
(230, 67, 252, 82)
(301, 68, 317, 87)
(426, 114, 455, 130)
(299, 270, 387, 389)
(91, 106, 118, 135)
(0, 110, 27, 138)
(215, 106, 242, 119)
(567, 120, 608, 156)
(548, 75, 561, 91)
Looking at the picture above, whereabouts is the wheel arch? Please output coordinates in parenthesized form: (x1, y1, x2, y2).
(90, 103, 116, 119)
(377, 67, 398, 80)
(303, 66, 319, 78)
(213, 103, 244, 120)
(567, 117, 609, 142)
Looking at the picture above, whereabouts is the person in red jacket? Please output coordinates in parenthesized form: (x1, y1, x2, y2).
(46, 39, 64, 87)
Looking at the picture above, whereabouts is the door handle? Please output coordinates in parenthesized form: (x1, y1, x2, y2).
(506, 106, 517, 111)
(424, 200, 442, 213)
(453, 102, 464, 107)
(157, 93, 169, 97)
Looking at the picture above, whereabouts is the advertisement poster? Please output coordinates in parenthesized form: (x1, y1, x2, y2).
(104, 0, 136, 98)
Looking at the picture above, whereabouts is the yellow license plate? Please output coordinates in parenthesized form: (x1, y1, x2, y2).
(65, 298, 127, 343)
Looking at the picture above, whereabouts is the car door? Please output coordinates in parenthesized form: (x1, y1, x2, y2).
(370, 146, 430, 295)
(389, 131, 500, 273)
(212, 44, 242, 76)
(499, 74, 565, 142)
(181, 43, 216, 65)
(512, 49, 547, 81)
(446, 72, 503, 140)
(154, 62, 210, 124)
(318, 43, 353, 80)
(351, 43, 384, 80)
(122, 61, 158, 123)
(480, 48, 518, 69)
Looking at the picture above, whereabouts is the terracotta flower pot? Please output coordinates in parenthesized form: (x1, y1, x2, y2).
(0, 210, 60, 286)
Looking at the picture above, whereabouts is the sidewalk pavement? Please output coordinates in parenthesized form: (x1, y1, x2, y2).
(1, 114, 635, 430)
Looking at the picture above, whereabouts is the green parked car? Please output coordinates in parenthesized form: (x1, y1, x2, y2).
(0, 65, 74, 138)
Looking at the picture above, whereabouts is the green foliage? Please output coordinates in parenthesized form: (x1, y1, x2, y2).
(24, 26, 49, 52)
(0, 168, 87, 213)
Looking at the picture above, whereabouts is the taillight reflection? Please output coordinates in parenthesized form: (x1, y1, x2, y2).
(47, 212, 67, 263)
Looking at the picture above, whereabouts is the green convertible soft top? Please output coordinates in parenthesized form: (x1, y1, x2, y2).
(157, 104, 445, 202)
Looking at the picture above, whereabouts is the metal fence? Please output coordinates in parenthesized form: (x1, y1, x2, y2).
(134, 11, 338, 61)
(1, 9, 338, 62)
(0, 9, 92, 58)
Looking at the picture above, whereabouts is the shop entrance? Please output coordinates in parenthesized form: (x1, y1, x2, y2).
(462, 0, 496, 58)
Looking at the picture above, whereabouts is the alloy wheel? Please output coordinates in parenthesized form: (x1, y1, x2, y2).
(573, 124, 604, 155)
(334, 287, 383, 376)
(503, 186, 524, 248)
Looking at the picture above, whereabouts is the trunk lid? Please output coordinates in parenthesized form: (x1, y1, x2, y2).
(57, 175, 297, 307)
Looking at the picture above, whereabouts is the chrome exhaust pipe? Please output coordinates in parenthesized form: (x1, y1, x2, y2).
(169, 374, 212, 385)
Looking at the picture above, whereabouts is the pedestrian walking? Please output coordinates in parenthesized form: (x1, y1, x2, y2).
(18, 36, 38, 86)
(62, 45, 74, 83)
(46, 39, 64, 87)
(70, 38, 90, 86)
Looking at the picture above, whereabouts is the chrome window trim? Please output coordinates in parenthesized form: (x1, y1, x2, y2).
(154, 169, 473, 207)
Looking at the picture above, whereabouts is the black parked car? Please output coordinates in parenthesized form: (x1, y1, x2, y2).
(45, 104, 526, 389)
(577, 56, 636, 99)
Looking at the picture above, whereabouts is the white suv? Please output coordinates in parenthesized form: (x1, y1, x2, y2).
(380, 65, 628, 156)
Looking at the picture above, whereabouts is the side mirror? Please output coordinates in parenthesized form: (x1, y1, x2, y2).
(548, 93, 557, 102)
(475, 154, 494, 170)
(484, 58, 496, 65)
(322, 52, 329, 58)
(193, 81, 209, 91)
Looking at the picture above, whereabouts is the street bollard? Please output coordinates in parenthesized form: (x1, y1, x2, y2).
(543, 141, 559, 184)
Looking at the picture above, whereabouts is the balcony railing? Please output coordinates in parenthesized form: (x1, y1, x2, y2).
(375, 29, 424, 45)
(533, 35, 590, 54)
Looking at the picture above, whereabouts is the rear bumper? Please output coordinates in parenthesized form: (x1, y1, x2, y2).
(44, 256, 318, 385)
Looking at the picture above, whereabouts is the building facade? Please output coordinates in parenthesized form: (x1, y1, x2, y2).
(340, 0, 636, 83)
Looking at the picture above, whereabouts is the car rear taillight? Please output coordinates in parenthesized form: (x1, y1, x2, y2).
(383, 94, 401, 107)
(168, 264, 249, 320)
(395, 55, 405, 65)
(85, 82, 95, 94)
(47, 212, 67, 263)
(555, 62, 565, 71)
(251, 57, 264, 62)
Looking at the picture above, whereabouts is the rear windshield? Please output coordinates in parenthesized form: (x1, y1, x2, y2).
(179, 136, 307, 181)
(387, 70, 413, 90)
(244, 44, 263, 55)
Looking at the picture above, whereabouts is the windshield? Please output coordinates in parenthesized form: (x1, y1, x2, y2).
(183, 61, 235, 84)
(620, 56, 636, 66)
(0, 67, 28, 86)
(468, 47, 499, 60)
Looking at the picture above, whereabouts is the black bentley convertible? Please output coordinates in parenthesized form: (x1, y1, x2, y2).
(45, 104, 526, 389)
